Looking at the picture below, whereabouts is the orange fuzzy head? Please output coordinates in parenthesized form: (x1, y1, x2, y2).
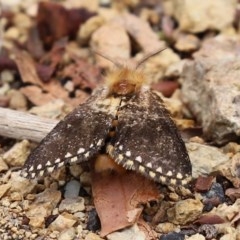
(95, 48, 167, 96)
(105, 68, 146, 96)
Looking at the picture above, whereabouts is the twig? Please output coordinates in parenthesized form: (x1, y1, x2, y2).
(0, 107, 58, 142)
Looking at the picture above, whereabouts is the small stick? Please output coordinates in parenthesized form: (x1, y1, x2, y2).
(0, 107, 58, 143)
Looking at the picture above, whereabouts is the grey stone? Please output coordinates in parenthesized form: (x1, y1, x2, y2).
(3, 140, 30, 167)
(170, 0, 236, 33)
(107, 224, 146, 240)
(59, 197, 85, 213)
(181, 40, 240, 144)
(64, 180, 81, 199)
(187, 142, 229, 178)
(58, 227, 76, 240)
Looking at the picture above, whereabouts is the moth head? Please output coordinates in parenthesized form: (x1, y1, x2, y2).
(94, 48, 167, 96)
(106, 68, 145, 96)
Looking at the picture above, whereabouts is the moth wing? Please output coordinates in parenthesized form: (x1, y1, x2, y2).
(21, 87, 120, 178)
(107, 89, 192, 186)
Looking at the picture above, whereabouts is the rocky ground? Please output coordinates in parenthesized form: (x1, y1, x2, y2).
(0, 0, 240, 240)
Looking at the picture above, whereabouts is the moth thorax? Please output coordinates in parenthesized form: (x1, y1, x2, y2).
(112, 80, 136, 96)
(106, 68, 145, 96)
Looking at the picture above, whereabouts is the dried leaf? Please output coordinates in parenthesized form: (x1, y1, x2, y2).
(195, 176, 215, 192)
(38, 40, 66, 82)
(91, 170, 159, 237)
(20, 86, 55, 106)
(138, 218, 158, 240)
(195, 214, 225, 224)
(62, 57, 102, 91)
(225, 188, 240, 201)
(37, 2, 95, 48)
(151, 81, 179, 97)
(14, 50, 43, 87)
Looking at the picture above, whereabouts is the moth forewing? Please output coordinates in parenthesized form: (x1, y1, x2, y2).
(21, 87, 120, 179)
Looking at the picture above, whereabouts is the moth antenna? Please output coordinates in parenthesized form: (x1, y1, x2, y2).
(93, 51, 122, 68)
(135, 48, 167, 69)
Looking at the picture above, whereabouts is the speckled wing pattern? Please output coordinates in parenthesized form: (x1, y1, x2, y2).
(21, 87, 121, 179)
(107, 89, 192, 185)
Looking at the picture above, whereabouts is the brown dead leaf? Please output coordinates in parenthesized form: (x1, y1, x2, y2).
(0, 56, 18, 72)
(195, 176, 215, 192)
(26, 26, 45, 60)
(15, 49, 87, 107)
(195, 214, 225, 225)
(231, 212, 240, 225)
(138, 218, 158, 240)
(37, 2, 96, 48)
(37, 2, 70, 48)
(14, 49, 43, 87)
(37, 39, 66, 82)
(62, 57, 102, 91)
(20, 86, 56, 106)
(151, 81, 179, 97)
(91, 170, 159, 237)
(225, 188, 240, 201)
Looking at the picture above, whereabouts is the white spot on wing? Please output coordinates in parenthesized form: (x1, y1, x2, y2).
(139, 166, 145, 173)
(29, 166, 34, 172)
(70, 156, 78, 162)
(97, 139, 103, 146)
(149, 171, 156, 178)
(84, 152, 90, 158)
(47, 166, 54, 173)
(55, 158, 61, 163)
(160, 176, 166, 183)
(46, 161, 51, 166)
(65, 152, 72, 158)
(156, 167, 162, 173)
(39, 170, 44, 176)
(181, 179, 188, 185)
(126, 151, 131, 157)
(37, 164, 42, 170)
(31, 172, 36, 178)
(135, 156, 142, 163)
(146, 162, 152, 168)
(78, 148, 85, 154)
(58, 162, 64, 167)
(119, 145, 123, 151)
(177, 173, 183, 179)
(170, 179, 177, 185)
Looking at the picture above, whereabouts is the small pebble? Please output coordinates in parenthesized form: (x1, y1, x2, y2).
(4, 27, 20, 40)
(1, 70, 14, 83)
(160, 232, 185, 240)
(198, 224, 217, 239)
(58, 227, 76, 240)
(13, 13, 32, 29)
(202, 182, 225, 208)
(59, 197, 85, 213)
(64, 180, 81, 199)
(86, 208, 101, 232)
(8, 90, 28, 110)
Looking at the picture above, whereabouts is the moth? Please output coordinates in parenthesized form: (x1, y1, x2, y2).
(21, 50, 192, 186)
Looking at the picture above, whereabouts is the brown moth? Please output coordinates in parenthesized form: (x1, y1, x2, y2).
(21, 50, 192, 186)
